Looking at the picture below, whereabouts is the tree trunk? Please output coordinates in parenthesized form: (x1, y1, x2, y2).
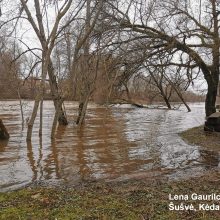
(205, 81, 218, 117)
(174, 88, 191, 112)
(39, 98, 43, 136)
(162, 95, 172, 109)
(51, 98, 63, 138)
(27, 94, 41, 141)
(164, 75, 191, 112)
(76, 94, 90, 125)
(48, 59, 68, 125)
(17, 87, 24, 129)
(27, 55, 48, 141)
(0, 119, 9, 140)
(123, 82, 131, 102)
(148, 70, 172, 109)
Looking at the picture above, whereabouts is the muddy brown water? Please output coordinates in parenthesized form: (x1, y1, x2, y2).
(0, 101, 219, 192)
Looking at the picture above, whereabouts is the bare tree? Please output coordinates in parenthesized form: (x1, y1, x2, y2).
(70, 0, 103, 125)
(104, 0, 220, 117)
(20, 0, 73, 140)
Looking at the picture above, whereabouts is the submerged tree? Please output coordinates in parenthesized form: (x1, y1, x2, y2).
(20, 0, 75, 140)
(70, 0, 103, 125)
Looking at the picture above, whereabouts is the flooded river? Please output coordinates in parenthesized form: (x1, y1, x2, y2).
(0, 101, 219, 191)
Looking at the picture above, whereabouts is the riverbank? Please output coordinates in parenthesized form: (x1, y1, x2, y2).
(180, 126, 220, 150)
(0, 171, 220, 220)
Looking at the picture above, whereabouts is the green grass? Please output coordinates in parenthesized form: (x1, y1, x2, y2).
(0, 173, 220, 220)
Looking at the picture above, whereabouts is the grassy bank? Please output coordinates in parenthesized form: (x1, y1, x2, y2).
(0, 171, 220, 220)
(180, 126, 220, 150)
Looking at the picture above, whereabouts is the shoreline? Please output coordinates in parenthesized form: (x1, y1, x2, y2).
(180, 126, 220, 150)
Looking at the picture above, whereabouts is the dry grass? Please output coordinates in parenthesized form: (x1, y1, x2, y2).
(0, 172, 220, 220)
(180, 126, 220, 150)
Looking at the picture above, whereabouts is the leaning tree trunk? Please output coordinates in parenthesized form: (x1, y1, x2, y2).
(174, 88, 191, 112)
(148, 70, 172, 109)
(162, 94, 172, 109)
(164, 76, 191, 112)
(0, 119, 9, 140)
(27, 92, 42, 141)
(158, 84, 172, 109)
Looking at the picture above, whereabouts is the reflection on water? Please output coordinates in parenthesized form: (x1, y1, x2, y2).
(0, 101, 219, 191)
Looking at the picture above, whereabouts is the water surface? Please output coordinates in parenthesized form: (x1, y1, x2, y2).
(0, 101, 219, 192)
